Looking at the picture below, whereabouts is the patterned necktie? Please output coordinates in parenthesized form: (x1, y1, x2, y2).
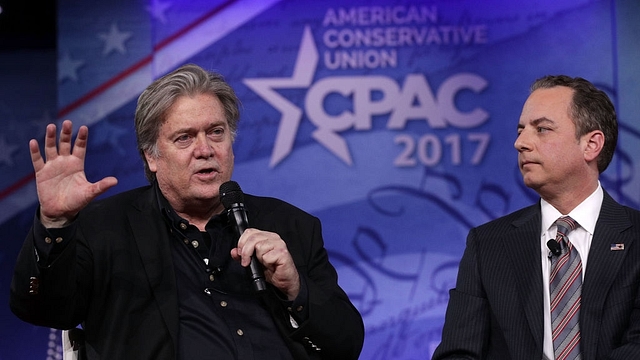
(550, 216, 582, 360)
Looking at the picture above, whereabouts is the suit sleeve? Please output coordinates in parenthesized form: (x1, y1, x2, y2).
(273, 213, 365, 360)
(432, 228, 490, 359)
(10, 213, 92, 330)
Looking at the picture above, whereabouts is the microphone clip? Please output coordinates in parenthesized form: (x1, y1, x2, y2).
(546, 239, 561, 258)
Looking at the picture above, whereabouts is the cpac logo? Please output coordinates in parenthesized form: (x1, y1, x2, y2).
(243, 26, 488, 167)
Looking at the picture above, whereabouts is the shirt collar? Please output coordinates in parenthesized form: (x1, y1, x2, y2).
(540, 181, 603, 235)
(154, 181, 228, 232)
(153, 181, 190, 231)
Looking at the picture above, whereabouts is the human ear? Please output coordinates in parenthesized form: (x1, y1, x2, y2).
(582, 130, 604, 162)
(144, 151, 158, 172)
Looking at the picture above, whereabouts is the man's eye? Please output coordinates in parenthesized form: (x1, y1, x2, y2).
(176, 134, 190, 142)
(207, 128, 225, 139)
(537, 127, 548, 133)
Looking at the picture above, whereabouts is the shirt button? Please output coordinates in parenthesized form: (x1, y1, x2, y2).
(209, 274, 215, 282)
(55, 237, 63, 244)
(191, 240, 199, 248)
(44, 237, 52, 244)
(296, 305, 304, 312)
(183, 238, 189, 244)
(220, 301, 227, 307)
(180, 223, 188, 230)
(29, 277, 39, 295)
(236, 329, 244, 336)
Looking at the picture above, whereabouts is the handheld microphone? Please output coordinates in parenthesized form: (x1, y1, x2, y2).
(547, 239, 561, 257)
(219, 181, 267, 292)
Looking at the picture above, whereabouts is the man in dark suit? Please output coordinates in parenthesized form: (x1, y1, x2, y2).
(10, 64, 364, 359)
(432, 75, 640, 360)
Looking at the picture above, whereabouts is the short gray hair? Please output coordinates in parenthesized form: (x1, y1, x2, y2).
(135, 64, 240, 182)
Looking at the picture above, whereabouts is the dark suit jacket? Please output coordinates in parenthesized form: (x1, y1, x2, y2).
(10, 185, 364, 360)
(432, 191, 640, 360)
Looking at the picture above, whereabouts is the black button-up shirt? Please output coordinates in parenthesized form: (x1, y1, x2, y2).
(156, 185, 295, 360)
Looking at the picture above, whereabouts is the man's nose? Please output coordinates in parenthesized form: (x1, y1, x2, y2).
(194, 134, 214, 158)
(514, 131, 529, 151)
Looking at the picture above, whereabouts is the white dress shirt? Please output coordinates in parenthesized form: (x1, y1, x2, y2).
(540, 183, 603, 360)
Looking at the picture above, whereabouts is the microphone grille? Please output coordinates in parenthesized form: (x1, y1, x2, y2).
(219, 181, 244, 209)
(546, 239, 560, 256)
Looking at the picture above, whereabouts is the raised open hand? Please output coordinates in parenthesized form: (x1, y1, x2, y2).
(30, 120, 118, 228)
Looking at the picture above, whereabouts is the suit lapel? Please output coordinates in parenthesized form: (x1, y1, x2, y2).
(580, 192, 633, 359)
(508, 205, 546, 350)
(127, 188, 179, 350)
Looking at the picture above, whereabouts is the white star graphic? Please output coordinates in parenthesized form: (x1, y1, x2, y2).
(243, 26, 319, 168)
(146, 0, 172, 24)
(58, 52, 85, 83)
(98, 23, 133, 56)
(0, 136, 19, 167)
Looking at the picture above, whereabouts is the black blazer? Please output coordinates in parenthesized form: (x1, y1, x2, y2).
(10, 185, 364, 360)
(432, 191, 640, 359)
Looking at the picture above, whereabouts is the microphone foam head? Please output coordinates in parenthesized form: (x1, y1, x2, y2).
(219, 181, 244, 209)
(546, 239, 561, 256)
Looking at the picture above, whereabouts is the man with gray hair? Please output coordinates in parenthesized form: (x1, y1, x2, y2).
(10, 64, 364, 360)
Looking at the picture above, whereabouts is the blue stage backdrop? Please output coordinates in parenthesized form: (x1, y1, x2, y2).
(1, 0, 639, 359)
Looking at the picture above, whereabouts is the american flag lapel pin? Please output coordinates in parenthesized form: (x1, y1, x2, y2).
(610, 243, 625, 251)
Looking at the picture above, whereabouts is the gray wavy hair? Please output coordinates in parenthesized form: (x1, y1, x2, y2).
(134, 64, 240, 182)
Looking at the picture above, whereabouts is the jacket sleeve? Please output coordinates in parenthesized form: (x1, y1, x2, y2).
(265, 209, 365, 360)
(10, 213, 92, 330)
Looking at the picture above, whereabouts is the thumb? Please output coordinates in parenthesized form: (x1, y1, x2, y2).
(91, 176, 118, 197)
(230, 248, 241, 262)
